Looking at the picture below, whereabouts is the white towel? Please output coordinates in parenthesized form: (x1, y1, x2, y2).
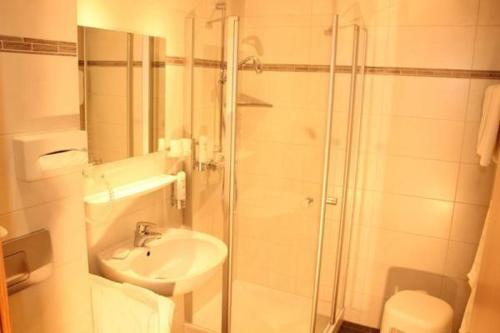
(477, 84, 500, 167)
(459, 204, 492, 333)
(90, 274, 174, 333)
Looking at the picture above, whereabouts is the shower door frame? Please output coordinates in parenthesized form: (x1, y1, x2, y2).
(221, 15, 239, 333)
(219, 14, 367, 333)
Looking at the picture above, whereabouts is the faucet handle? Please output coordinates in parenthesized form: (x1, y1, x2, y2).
(136, 221, 157, 234)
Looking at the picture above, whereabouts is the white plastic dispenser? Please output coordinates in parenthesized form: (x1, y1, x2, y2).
(13, 130, 88, 181)
(174, 171, 186, 209)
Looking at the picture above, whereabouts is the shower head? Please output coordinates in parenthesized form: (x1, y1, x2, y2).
(239, 56, 263, 73)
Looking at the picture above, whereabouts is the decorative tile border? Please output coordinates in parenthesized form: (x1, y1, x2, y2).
(1, 34, 498, 80)
(164, 57, 500, 80)
(242, 63, 500, 79)
(365, 66, 500, 80)
(165, 56, 185, 66)
(78, 60, 166, 68)
(0, 35, 76, 56)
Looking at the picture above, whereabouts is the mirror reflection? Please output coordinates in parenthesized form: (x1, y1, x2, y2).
(78, 26, 166, 164)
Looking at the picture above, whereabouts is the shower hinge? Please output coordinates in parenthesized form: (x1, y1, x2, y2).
(326, 197, 338, 205)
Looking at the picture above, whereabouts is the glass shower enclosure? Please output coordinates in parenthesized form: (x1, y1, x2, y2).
(184, 13, 367, 333)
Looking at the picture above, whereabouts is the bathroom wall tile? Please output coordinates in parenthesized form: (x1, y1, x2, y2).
(311, 0, 335, 15)
(0, 197, 88, 267)
(381, 76, 469, 121)
(240, 25, 312, 64)
(478, 0, 500, 26)
(85, 29, 128, 61)
(366, 26, 475, 69)
(472, 27, 500, 70)
(370, 193, 454, 239)
(461, 122, 480, 163)
(88, 94, 127, 125)
(87, 66, 127, 96)
(450, 203, 487, 244)
(385, 0, 480, 27)
(0, 53, 80, 134)
(194, 19, 222, 61)
(381, 116, 464, 161)
(444, 241, 477, 279)
(242, 0, 312, 17)
(334, 0, 392, 27)
(0, 0, 76, 41)
(456, 163, 495, 205)
(377, 156, 459, 200)
(370, 228, 449, 274)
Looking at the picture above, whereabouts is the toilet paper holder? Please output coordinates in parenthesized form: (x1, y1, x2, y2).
(3, 229, 53, 295)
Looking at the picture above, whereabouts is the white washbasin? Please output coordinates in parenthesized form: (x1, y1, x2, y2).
(97, 228, 227, 296)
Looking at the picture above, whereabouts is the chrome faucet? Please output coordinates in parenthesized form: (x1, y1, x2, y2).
(134, 222, 162, 247)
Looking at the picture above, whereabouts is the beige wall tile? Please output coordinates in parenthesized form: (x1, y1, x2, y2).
(0, 0, 76, 41)
(370, 193, 454, 239)
(472, 27, 500, 70)
(242, 0, 312, 17)
(367, 26, 475, 69)
(382, 76, 469, 121)
(444, 241, 477, 279)
(478, 0, 500, 25)
(450, 203, 487, 244)
(456, 163, 495, 205)
(377, 156, 459, 200)
(381, 116, 464, 161)
(385, 0, 480, 26)
(0, 53, 80, 134)
(370, 228, 449, 274)
(461, 122, 480, 163)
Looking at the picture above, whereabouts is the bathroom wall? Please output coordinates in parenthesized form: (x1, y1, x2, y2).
(333, 0, 500, 331)
(0, 0, 93, 332)
(76, 1, 230, 332)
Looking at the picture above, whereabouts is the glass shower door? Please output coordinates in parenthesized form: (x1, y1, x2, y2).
(314, 19, 367, 333)
(229, 16, 330, 333)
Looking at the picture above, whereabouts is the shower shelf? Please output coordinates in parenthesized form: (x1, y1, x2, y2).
(237, 94, 273, 107)
(84, 174, 177, 205)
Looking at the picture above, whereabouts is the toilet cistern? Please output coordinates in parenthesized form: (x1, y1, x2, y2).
(134, 222, 162, 247)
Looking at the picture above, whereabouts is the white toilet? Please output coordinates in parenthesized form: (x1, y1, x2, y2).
(380, 290, 453, 333)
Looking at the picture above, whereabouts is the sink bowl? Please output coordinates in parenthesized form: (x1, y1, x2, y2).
(97, 228, 228, 296)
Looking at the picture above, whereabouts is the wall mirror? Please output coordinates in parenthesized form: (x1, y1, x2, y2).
(78, 26, 166, 164)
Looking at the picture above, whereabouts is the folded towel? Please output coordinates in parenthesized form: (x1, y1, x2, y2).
(477, 85, 500, 166)
(90, 274, 174, 333)
(460, 204, 492, 333)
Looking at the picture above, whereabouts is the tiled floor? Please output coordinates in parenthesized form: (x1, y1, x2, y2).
(192, 281, 380, 333)
(193, 280, 328, 333)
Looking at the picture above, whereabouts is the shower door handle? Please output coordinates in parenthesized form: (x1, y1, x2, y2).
(326, 196, 338, 205)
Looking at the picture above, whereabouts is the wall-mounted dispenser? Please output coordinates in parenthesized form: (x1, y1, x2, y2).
(13, 130, 88, 181)
(3, 229, 53, 295)
(174, 171, 186, 209)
